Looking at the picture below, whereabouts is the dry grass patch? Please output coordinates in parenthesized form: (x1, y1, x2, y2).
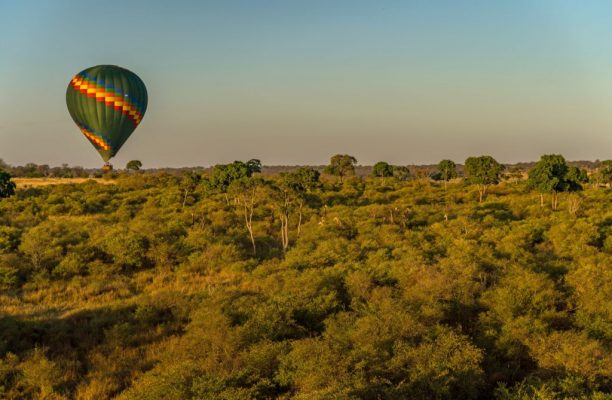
(14, 177, 115, 188)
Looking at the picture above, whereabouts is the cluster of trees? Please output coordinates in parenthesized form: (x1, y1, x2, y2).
(0, 154, 609, 399)
(0, 160, 146, 178)
(371, 161, 411, 183)
(0, 160, 91, 179)
(367, 154, 604, 206)
(527, 155, 587, 210)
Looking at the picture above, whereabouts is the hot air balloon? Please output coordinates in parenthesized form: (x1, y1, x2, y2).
(66, 65, 147, 171)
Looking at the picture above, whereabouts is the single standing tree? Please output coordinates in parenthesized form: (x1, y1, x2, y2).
(269, 179, 293, 252)
(273, 167, 321, 250)
(180, 172, 202, 209)
(596, 160, 612, 188)
(245, 159, 262, 175)
(0, 170, 16, 198)
(565, 166, 588, 191)
(372, 161, 394, 184)
(229, 176, 262, 255)
(393, 166, 411, 181)
(284, 167, 320, 236)
(437, 159, 457, 190)
(208, 164, 239, 204)
(527, 154, 576, 210)
(324, 154, 357, 182)
(208, 159, 262, 254)
(126, 160, 142, 171)
(208, 159, 261, 204)
(464, 156, 504, 203)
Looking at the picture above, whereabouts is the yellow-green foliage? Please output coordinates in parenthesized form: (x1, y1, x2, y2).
(0, 173, 609, 399)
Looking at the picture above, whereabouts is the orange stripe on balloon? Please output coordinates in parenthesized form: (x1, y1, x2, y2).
(79, 127, 111, 151)
(70, 76, 143, 126)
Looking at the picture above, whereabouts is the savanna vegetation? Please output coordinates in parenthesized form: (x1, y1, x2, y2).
(0, 154, 610, 399)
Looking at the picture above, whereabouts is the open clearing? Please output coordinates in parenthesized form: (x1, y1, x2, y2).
(14, 177, 116, 188)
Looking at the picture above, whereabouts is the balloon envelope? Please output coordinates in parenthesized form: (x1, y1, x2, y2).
(66, 65, 147, 162)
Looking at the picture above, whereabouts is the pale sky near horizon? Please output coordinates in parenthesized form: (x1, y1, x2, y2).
(1, 0, 611, 168)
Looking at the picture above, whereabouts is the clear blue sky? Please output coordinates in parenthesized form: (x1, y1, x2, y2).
(1, 0, 611, 167)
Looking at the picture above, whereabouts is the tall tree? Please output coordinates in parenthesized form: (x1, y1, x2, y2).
(437, 159, 457, 190)
(527, 154, 578, 210)
(207, 159, 262, 254)
(284, 167, 320, 236)
(208, 159, 261, 204)
(372, 161, 394, 184)
(596, 160, 612, 187)
(272, 167, 321, 250)
(464, 156, 504, 203)
(392, 166, 411, 181)
(180, 172, 202, 209)
(324, 154, 357, 182)
(0, 170, 16, 199)
(229, 176, 262, 255)
(126, 160, 142, 171)
(269, 180, 293, 252)
(565, 165, 588, 191)
(245, 159, 262, 175)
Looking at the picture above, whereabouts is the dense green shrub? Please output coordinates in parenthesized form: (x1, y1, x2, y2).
(0, 170, 608, 399)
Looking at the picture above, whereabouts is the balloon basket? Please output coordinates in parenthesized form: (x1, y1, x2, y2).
(102, 163, 113, 173)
